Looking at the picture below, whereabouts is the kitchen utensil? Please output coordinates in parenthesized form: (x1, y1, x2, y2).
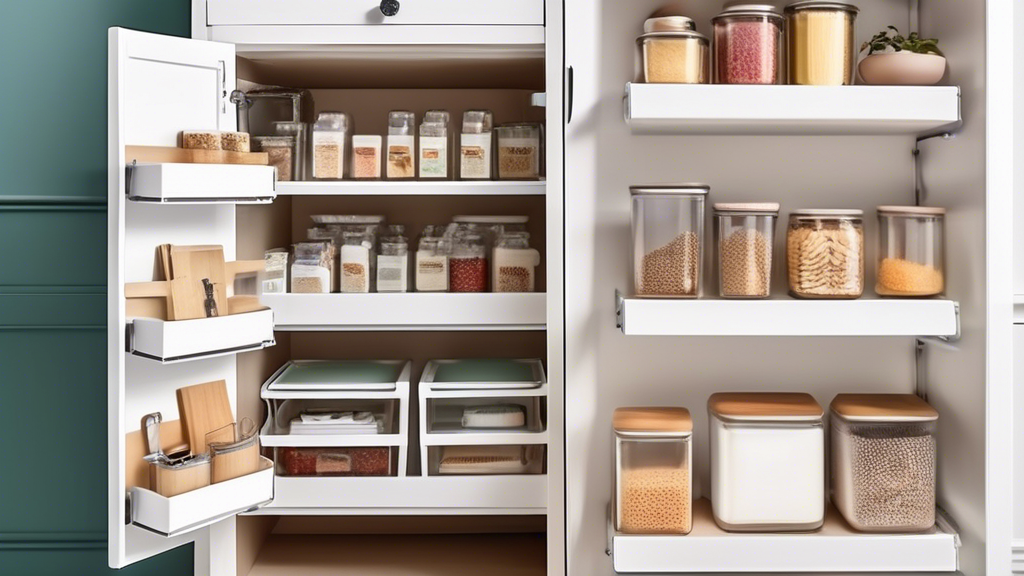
(141, 412, 211, 497)
(177, 380, 234, 455)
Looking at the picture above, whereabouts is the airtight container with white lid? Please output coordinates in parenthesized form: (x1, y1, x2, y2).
(830, 394, 938, 533)
(708, 392, 825, 532)
(614, 407, 693, 535)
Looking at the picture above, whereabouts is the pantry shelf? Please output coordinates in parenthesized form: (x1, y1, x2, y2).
(624, 84, 962, 136)
(608, 499, 960, 573)
(615, 291, 960, 338)
(275, 180, 545, 196)
(126, 162, 277, 204)
(261, 293, 546, 331)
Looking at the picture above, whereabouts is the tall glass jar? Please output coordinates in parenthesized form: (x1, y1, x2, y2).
(614, 407, 693, 535)
(377, 236, 409, 293)
(786, 209, 864, 299)
(340, 231, 373, 293)
(630, 185, 709, 298)
(496, 123, 543, 180)
(714, 203, 779, 298)
(712, 5, 785, 84)
(638, 17, 710, 84)
(386, 111, 416, 180)
(449, 234, 488, 293)
(419, 110, 451, 179)
(312, 111, 350, 180)
(785, 1, 859, 85)
(876, 206, 945, 297)
(460, 110, 494, 180)
(493, 232, 541, 293)
(416, 236, 449, 292)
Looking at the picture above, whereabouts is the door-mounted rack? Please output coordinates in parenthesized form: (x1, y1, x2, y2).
(126, 159, 277, 204)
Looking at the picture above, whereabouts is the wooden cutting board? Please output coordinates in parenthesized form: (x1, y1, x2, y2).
(169, 245, 227, 320)
(126, 145, 269, 166)
(177, 380, 234, 455)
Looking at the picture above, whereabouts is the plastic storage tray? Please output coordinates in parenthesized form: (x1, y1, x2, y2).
(129, 308, 276, 363)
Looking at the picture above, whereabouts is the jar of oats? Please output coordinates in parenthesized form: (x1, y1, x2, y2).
(630, 185, 708, 298)
(830, 394, 938, 533)
(876, 206, 945, 297)
(638, 17, 709, 84)
(614, 407, 693, 535)
(786, 209, 864, 299)
(714, 202, 779, 298)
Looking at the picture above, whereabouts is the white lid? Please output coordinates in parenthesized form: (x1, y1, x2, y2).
(714, 202, 780, 213)
(643, 15, 696, 33)
(877, 205, 947, 216)
(790, 208, 863, 217)
(784, 1, 860, 14)
(452, 215, 530, 224)
(631, 184, 710, 196)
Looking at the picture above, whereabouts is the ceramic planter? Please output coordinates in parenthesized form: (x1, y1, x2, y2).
(858, 52, 946, 85)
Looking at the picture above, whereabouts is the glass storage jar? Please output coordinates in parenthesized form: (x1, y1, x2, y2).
(419, 110, 451, 179)
(386, 111, 416, 179)
(352, 135, 382, 179)
(312, 111, 350, 180)
(460, 110, 494, 180)
(416, 236, 449, 292)
(291, 241, 333, 293)
(614, 407, 693, 535)
(630, 185, 709, 298)
(452, 215, 530, 289)
(708, 393, 825, 532)
(785, 1, 859, 85)
(377, 236, 409, 293)
(341, 232, 373, 293)
(712, 4, 785, 84)
(493, 232, 541, 293)
(496, 123, 543, 180)
(638, 17, 710, 84)
(786, 209, 864, 299)
(449, 234, 488, 293)
(273, 121, 310, 181)
(253, 135, 296, 182)
(830, 394, 938, 533)
(714, 203, 779, 298)
(876, 206, 945, 297)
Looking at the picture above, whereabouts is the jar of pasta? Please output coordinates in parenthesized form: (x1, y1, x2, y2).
(784, 1, 859, 85)
(786, 209, 864, 299)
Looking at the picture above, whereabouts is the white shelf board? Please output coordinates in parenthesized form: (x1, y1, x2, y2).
(276, 180, 545, 196)
(624, 83, 962, 136)
(616, 292, 959, 338)
(127, 162, 276, 204)
(422, 430, 549, 446)
(609, 499, 960, 573)
(262, 292, 546, 331)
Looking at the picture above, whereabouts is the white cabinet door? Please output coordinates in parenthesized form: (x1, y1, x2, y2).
(205, 0, 544, 26)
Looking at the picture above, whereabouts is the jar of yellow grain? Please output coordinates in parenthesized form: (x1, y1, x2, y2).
(784, 1, 859, 85)
(638, 17, 709, 84)
(876, 206, 945, 297)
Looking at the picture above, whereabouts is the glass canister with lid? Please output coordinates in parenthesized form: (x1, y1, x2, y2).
(638, 16, 710, 84)
(712, 4, 785, 84)
(493, 232, 541, 293)
(830, 394, 938, 533)
(340, 231, 373, 293)
(714, 203, 779, 298)
(708, 392, 825, 532)
(449, 234, 488, 293)
(419, 110, 451, 179)
(876, 206, 945, 297)
(614, 407, 693, 535)
(784, 1, 860, 85)
(312, 111, 350, 180)
(416, 236, 449, 292)
(377, 235, 409, 293)
(496, 123, 543, 180)
(630, 185, 708, 298)
(786, 209, 864, 299)
(386, 110, 416, 180)
(460, 110, 494, 180)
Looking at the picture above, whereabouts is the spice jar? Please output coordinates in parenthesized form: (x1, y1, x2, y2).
(493, 232, 541, 293)
(253, 136, 295, 181)
(341, 232, 373, 293)
(496, 123, 542, 180)
(460, 110, 494, 180)
(352, 135, 382, 179)
(614, 407, 693, 535)
(785, 1, 859, 85)
(377, 235, 409, 293)
(830, 394, 938, 533)
(312, 111, 350, 180)
(876, 206, 945, 297)
(712, 4, 785, 84)
(449, 234, 488, 293)
(630, 185, 708, 298)
(708, 393, 825, 532)
(416, 236, 449, 292)
(419, 110, 451, 179)
(386, 111, 416, 180)
(714, 203, 779, 298)
(638, 17, 710, 84)
(787, 209, 864, 299)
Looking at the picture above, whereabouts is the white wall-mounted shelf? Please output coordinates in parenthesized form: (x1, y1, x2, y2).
(129, 308, 277, 363)
(624, 83, 962, 136)
(127, 162, 276, 204)
(615, 292, 960, 338)
(609, 499, 960, 573)
(262, 293, 547, 331)
(276, 180, 545, 196)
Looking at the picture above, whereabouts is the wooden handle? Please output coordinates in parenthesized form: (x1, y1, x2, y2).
(125, 281, 170, 298)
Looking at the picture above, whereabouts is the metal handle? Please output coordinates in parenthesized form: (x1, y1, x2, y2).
(379, 0, 400, 16)
(566, 66, 574, 124)
(142, 412, 163, 462)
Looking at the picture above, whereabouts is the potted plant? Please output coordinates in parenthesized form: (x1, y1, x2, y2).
(858, 27, 946, 85)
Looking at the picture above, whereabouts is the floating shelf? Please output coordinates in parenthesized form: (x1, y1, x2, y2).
(615, 291, 960, 338)
(276, 180, 545, 196)
(609, 499, 960, 573)
(129, 308, 276, 363)
(262, 293, 547, 331)
(127, 162, 276, 204)
(624, 83, 962, 136)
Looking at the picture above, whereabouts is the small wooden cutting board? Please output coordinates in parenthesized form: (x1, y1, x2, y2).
(177, 380, 234, 455)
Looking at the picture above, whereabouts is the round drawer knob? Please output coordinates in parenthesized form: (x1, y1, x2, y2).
(379, 0, 400, 17)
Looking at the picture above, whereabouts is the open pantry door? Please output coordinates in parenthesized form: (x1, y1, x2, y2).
(108, 27, 255, 570)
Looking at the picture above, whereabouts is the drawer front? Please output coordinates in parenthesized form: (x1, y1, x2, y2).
(207, 0, 544, 26)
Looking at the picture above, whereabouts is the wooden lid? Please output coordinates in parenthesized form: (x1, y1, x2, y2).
(708, 393, 823, 422)
(613, 407, 692, 435)
(830, 394, 938, 422)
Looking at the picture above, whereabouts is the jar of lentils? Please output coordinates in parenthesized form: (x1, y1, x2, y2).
(786, 209, 864, 299)
(714, 203, 779, 298)
(449, 234, 488, 293)
(712, 4, 785, 84)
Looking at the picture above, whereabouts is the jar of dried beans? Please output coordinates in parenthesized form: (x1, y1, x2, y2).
(786, 209, 864, 299)
(352, 135, 382, 179)
(449, 234, 488, 293)
(830, 394, 938, 533)
(630, 185, 708, 298)
(312, 111, 350, 180)
(614, 407, 693, 535)
(714, 203, 779, 298)
(638, 17, 709, 84)
(712, 4, 784, 84)
(493, 232, 541, 293)
(876, 206, 945, 297)
(784, 1, 859, 85)
(496, 123, 542, 180)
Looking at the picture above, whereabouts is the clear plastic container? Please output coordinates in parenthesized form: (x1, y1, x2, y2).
(312, 111, 350, 180)
(712, 4, 785, 84)
(352, 135, 382, 179)
(386, 111, 416, 180)
(496, 123, 542, 180)
(273, 121, 310, 181)
(291, 241, 333, 293)
(708, 393, 825, 532)
(876, 206, 945, 297)
(278, 446, 396, 477)
(253, 135, 296, 182)
(784, 1, 859, 85)
(419, 110, 451, 179)
(714, 202, 779, 298)
(416, 236, 449, 292)
(377, 236, 409, 293)
(630, 185, 709, 298)
(460, 110, 494, 180)
(638, 16, 710, 84)
(614, 407, 693, 535)
(341, 232, 373, 293)
(830, 394, 938, 533)
(431, 445, 544, 475)
(786, 209, 864, 299)
(263, 250, 288, 294)
(207, 418, 259, 484)
(493, 232, 541, 293)
(449, 234, 488, 293)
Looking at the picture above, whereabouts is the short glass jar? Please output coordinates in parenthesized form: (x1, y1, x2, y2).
(630, 185, 709, 298)
(714, 202, 779, 298)
(786, 209, 864, 299)
(449, 234, 488, 293)
(712, 4, 785, 84)
(496, 123, 543, 180)
(784, 1, 859, 85)
(312, 111, 350, 180)
(638, 17, 710, 84)
(876, 206, 945, 297)
(493, 232, 541, 293)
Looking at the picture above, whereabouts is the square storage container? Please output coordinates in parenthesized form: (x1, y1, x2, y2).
(714, 202, 779, 298)
(419, 110, 451, 179)
(830, 394, 938, 533)
(708, 392, 825, 532)
(493, 232, 541, 292)
(351, 135, 382, 179)
(630, 185, 708, 298)
(496, 123, 543, 180)
(787, 209, 864, 299)
(386, 110, 416, 180)
(614, 407, 693, 535)
(459, 110, 494, 180)
(876, 206, 946, 297)
(428, 444, 545, 476)
(312, 111, 350, 180)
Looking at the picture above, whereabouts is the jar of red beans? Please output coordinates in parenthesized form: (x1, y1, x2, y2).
(712, 4, 785, 85)
(449, 234, 488, 292)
